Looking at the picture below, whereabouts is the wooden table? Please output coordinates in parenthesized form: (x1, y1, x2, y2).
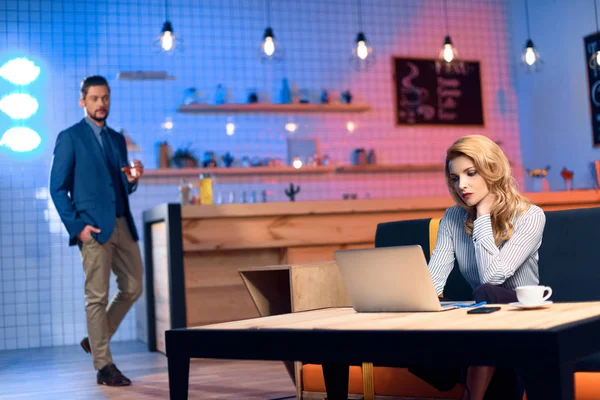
(166, 302, 600, 400)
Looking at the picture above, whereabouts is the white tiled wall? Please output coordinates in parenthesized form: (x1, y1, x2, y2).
(0, 0, 521, 350)
(509, 0, 600, 191)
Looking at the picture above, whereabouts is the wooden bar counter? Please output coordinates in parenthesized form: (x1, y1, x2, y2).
(142, 190, 600, 352)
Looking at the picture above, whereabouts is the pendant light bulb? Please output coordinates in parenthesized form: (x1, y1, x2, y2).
(524, 46, 536, 65)
(520, 1, 543, 72)
(351, 32, 374, 70)
(440, 36, 457, 63)
(154, 0, 183, 55)
(349, 0, 374, 71)
(160, 22, 174, 52)
(262, 28, 276, 57)
(259, 0, 284, 62)
(356, 33, 370, 60)
(259, 27, 283, 62)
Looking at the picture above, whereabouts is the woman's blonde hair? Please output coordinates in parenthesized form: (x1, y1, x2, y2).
(445, 135, 529, 245)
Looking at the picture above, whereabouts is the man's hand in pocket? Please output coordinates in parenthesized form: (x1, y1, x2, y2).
(78, 225, 101, 243)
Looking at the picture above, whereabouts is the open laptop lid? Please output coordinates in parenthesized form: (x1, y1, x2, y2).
(334, 245, 453, 312)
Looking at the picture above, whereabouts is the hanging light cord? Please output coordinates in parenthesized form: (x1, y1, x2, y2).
(266, 0, 271, 27)
(164, 0, 169, 21)
(443, 0, 450, 35)
(524, 0, 532, 38)
(357, 0, 363, 32)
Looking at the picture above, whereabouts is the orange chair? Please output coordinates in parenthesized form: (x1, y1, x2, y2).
(302, 364, 600, 400)
(302, 364, 465, 399)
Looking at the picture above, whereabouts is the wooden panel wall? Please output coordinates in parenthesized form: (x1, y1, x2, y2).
(180, 211, 441, 251)
(151, 222, 170, 354)
(285, 243, 373, 265)
(183, 249, 284, 326)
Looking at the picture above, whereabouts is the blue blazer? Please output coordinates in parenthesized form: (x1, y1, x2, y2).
(50, 118, 139, 246)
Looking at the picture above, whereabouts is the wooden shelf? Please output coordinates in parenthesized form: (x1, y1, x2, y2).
(118, 76, 176, 81)
(177, 103, 371, 114)
(336, 164, 443, 173)
(117, 71, 176, 81)
(141, 164, 444, 179)
(143, 166, 336, 177)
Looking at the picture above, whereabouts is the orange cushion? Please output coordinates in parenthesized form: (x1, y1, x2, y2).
(575, 373, 600, 400)
(302, 364, 364, 394)
(372, 366, 465, 398)
(303, 365, 600, 399)
(520, 373, 599, 400)
(302, 364, 464, 398)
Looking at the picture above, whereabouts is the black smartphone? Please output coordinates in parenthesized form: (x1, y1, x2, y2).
(467, 306, 501, 314)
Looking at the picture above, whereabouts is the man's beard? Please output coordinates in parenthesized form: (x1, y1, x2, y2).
(88, 109, 109, 122)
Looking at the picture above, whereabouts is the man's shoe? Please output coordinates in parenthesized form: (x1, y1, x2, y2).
(97, 363, 132, 386)
(80, 337, 91, 354)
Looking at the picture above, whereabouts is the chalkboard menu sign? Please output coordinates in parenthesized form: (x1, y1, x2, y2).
(393, 57, 484, 126)
(584, 32, 600, 147)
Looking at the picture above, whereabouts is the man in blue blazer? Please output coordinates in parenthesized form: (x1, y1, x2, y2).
(50, 75, 144, 386)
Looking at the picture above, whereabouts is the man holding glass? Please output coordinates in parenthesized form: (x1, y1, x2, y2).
(49, 75, 144, 386)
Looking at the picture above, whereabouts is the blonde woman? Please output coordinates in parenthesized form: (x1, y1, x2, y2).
(410, 135, 546, 400)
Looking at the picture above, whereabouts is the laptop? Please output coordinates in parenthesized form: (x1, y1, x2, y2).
(334, 245, 474, 312)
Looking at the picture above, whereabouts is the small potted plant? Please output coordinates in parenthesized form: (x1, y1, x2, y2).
(171, 144, 198, 168)
(526, 165, 550, 192)
(560, 167, 574, 191)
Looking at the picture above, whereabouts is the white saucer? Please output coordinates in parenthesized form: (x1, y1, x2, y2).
(508, 301, 553, 309)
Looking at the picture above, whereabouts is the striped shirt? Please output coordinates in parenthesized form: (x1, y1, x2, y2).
(428, 204, 546, 296)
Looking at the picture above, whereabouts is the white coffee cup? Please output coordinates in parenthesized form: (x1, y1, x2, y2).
(516, 285, 552, 306)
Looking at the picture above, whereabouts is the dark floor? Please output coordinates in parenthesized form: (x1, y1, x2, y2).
(0, 340, 296, 399)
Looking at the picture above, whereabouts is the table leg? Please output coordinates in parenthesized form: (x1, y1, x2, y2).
(168, 354, 190, 400)
(322, 364, 349, 400)
(521, 363, 573, 400)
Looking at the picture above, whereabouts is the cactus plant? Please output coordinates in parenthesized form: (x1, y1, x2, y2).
(284, 183, 301, 202)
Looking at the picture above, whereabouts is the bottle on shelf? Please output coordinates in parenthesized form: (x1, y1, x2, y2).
(199, 173, 214, 205)
(179, 179, 193, 205)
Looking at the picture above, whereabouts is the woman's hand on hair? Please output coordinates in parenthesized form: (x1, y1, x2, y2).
(476, 192, 496, 218)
